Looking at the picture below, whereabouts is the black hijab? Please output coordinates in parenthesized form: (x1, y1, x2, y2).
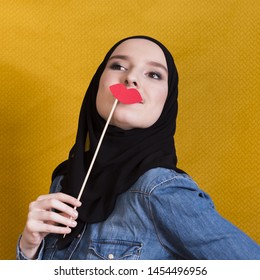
(54, 35, 183, 248)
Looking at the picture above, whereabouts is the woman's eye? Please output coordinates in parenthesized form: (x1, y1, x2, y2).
(148, 72, 162, 80)
(110, 63, 126, 71)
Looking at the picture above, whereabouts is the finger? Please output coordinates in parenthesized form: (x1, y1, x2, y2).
(37, 192, 81, 207)
(29, 200, 79, 220)
(27, 219, 73, 235)
(30, 196, 80, 218)
(29, 210, 78, 228)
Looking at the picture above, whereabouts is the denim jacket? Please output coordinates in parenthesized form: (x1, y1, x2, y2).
(17, 167, 260, 260)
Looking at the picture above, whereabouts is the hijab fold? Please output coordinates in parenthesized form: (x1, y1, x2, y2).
(53, 36, 183, 249)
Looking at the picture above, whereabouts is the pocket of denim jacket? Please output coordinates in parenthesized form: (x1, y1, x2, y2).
(88, 239, 143, 260)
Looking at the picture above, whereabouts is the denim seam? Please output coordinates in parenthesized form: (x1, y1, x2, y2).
(129, 176, 187, 196)
(66, 224, 87, 259)
(147, 194, 176, 257)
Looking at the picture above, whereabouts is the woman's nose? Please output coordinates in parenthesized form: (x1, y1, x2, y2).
(125, 79, 138, 87)
(124, 71, 138, 87)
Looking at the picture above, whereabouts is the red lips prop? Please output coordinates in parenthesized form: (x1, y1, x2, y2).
(109, 83, 142, 104)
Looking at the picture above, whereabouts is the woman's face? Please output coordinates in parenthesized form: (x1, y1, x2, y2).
(96, 39, 168, 130)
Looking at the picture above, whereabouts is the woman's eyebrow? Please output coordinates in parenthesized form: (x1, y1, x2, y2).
(109, 55, 129, 61)
(147, 61, 168, 73)
(109, 55, 168, 73)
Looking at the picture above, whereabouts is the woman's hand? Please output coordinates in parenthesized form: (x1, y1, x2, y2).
(19, 192, 81, 259)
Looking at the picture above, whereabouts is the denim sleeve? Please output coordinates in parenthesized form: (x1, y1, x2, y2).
(16, 235, 45, 260)
(149, 176, 260, 260)
(49, 175, 63, 193)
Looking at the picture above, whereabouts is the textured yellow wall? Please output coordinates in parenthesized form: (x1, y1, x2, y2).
(1, 1, 259, 259)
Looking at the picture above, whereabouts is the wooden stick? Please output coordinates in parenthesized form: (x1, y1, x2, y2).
(77, 98, 118, 201)
(63, 99, 118, 238)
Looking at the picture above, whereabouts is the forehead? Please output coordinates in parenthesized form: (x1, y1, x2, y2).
(110, 39, 167, 66)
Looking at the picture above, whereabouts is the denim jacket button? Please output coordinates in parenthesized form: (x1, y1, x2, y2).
(108, 253, 114, 259)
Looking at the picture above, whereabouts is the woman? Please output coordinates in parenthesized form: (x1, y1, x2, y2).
(17, 36, 260, 260)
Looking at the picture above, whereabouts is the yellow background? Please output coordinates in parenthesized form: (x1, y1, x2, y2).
(1, 1, 259, 259)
